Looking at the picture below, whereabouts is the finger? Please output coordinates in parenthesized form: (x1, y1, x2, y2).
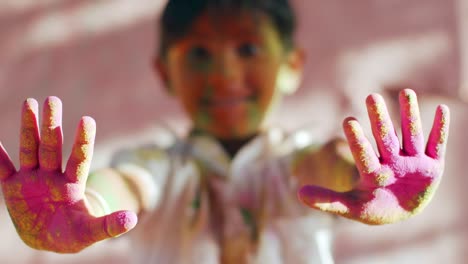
(20, 98, 40, 170)
(39, 96, 63, 171)
(298, 185, 351, 216)
(0, 142, 16, 180)
(65, 116, 96, 182)
(366, 94, 400, 159)
(343, 117, 380, 176)
(85, 210, 137, 242)
(426, 104, 450, 160)
(399, 89, 424, 155)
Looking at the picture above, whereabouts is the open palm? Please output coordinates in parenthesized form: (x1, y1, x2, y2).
(299, 89, 450, 224)
(0, 97, 137, 253)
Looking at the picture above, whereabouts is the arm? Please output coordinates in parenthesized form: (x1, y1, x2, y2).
(0, 97, 137, 253)
(84, 168, 141, 217)
(291, 137, 359, 193)
(85, 164, 159, 216)
(298, 89, 449, 225)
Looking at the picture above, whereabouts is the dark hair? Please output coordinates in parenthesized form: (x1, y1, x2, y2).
(158, 0, 296, 58)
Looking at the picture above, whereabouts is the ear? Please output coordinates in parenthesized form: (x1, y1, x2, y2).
(287, 47, 305, 72)
(276, 48, 305, 95)
(153, 56, 174, 95)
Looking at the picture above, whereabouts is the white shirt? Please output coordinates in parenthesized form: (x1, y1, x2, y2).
(111, 128, 335, 264)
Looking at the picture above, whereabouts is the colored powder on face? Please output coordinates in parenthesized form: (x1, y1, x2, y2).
(195, 109, 212, 128)
(246, 102, 261, 131)
(201, 85, 215, 105)
(189, 52, 213, 74)
(195, 85, 215, 130)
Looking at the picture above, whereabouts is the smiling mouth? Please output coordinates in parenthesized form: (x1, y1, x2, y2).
(201, 95, 255, 108)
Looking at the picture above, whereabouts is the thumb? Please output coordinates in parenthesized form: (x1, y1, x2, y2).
(86, 210, 138, 242)
(0, 142, 15, 180)
(298, 185, 351, 216)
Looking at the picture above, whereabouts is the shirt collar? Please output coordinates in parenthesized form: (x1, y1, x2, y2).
(185, 128, 287, 179)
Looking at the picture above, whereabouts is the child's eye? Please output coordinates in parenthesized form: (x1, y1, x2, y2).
(189, 46, 211, 61)
(237, 43, 260, 58)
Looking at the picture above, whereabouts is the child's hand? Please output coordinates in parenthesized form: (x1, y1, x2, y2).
(0, 97, 137, 253)
(298, 89, 449, 224)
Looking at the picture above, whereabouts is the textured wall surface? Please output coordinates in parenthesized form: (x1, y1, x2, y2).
(0, 0, 467, 263)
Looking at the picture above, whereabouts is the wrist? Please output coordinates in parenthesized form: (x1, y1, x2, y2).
(292, 138, 358, 191)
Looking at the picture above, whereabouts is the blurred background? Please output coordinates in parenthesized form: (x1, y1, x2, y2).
(0, 0, 467, 263)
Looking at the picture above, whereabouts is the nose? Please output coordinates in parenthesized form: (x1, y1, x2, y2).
(208, 49, 244, 94)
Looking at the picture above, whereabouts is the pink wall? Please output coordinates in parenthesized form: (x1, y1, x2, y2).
(0, 0, 467, 263)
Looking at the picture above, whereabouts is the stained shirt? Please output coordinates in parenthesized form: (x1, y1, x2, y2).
(110, 128, 335, 264)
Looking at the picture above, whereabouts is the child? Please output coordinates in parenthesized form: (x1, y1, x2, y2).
(0, 0, 450, 263)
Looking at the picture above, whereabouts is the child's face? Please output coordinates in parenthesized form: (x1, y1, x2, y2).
(157, 10, 303, 139)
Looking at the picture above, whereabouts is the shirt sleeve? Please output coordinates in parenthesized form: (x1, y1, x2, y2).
(110, 144, 171, 211)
